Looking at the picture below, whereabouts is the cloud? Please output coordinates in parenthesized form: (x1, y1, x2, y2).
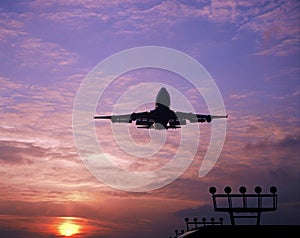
(111, 1, 210, 35)
(244, 133, 300, 151)
(229, 91, 259, 100)
(255, 38, 300, 56)
(16, 0, 298, 58)
(0, 72, 84, 146)
(15, 37, 77, 68)
(41, 9, 109, 30)
(0, 140, 43, 164)
(263, 66, 300, 83)
(236, 0, 300, 56)
(242, 133, 300, 168)
(0, 138, 95, 201)
(0, 12, 25, 42)
(30, 0, 119, 30)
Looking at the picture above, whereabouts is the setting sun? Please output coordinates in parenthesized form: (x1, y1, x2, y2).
(58, 221, 80, 236)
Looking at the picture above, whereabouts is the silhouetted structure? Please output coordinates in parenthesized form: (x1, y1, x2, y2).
(209, 186, 278, 225)
(184, 217, 223, 231)
(168, 185, 300, 238)
(169, 229, 185, 238)
(169, 216, 223, 237)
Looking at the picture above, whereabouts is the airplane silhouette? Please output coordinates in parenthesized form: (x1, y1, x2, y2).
(94, 87, 228, 130)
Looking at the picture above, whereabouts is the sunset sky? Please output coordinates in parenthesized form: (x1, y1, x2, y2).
(1, 1, 299, 237)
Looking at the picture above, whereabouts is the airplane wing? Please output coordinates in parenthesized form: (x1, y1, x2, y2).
(175, 112, 228, 123)
(94, 111, 227, 129)
(94, 112, 155, 128)
(94, 114, 133, 123)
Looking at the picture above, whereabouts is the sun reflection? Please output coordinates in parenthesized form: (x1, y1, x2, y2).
(58, 221, 80, 236)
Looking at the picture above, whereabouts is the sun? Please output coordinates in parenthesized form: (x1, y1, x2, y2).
(58, 221, 80, 236)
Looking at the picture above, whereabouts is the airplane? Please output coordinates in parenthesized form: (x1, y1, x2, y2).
(94, 87, 228, 130)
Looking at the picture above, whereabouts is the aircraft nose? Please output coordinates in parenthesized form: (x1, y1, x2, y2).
(156, 87, 170, 107)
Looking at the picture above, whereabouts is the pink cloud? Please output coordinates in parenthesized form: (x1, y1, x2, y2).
(15, 37, 77, 68)
(255, 39, 300, 56)
(229, 91, 259, 100)
(0, 12, 25, 42)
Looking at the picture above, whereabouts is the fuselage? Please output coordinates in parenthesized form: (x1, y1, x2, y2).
(144, 87, 178, 129)
(155, 87, 170, 108)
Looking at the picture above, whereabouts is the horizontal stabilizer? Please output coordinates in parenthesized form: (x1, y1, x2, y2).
(94, 116, 112, 119)
(211, 115, 228, 119)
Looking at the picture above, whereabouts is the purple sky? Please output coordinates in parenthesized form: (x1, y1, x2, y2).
(0, 1, 299, 237)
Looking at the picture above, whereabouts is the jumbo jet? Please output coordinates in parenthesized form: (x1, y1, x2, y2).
(94, 87, 228, 130)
